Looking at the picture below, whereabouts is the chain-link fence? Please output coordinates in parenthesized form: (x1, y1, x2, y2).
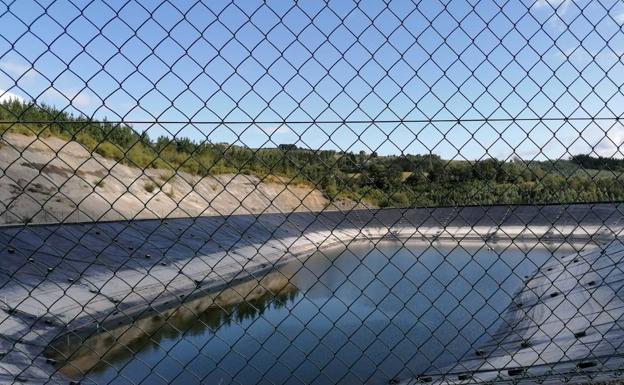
(1, 0, 624, 384)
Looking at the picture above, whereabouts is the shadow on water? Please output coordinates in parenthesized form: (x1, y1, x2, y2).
(45, 239, 592, 385)
(46, 272, 299, 380)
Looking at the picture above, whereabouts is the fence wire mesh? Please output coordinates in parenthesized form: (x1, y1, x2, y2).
(1, 0, 624, 384)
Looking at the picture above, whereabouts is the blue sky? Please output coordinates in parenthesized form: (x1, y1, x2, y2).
(1, 0, 623, 160)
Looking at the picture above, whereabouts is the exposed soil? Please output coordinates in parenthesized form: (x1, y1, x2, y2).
(0, 133, 361, 225)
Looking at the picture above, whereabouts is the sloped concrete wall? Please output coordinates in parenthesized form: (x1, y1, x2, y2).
(402, 237, 624, 385)
(0, 204, 622, 384)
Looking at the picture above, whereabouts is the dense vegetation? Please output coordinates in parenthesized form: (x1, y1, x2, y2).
(2, 99, 624, 207)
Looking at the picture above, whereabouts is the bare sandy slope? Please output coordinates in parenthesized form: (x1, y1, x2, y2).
(0, 133, 359, 225)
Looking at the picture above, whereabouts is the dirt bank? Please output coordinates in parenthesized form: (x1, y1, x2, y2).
(0, 133, 359, 225)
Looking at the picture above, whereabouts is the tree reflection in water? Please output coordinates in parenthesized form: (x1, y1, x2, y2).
(46, 271, 298, 379)
(44, 240, 584, 385)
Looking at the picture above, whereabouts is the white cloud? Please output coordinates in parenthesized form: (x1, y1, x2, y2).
(72, 93, 94, 109)
(42, 87, 96, 110)
(593, 124, 624, 158)
(258, 124, 291, 136)
(0, 61, 37, 83)
(532, 0, 570, 13)
(553, 44, 622, 66)
(533, 0, 566, 7)
(531, 0, 572, 32)
(556, 45, 592, 63)
(0, 89, 24, 103)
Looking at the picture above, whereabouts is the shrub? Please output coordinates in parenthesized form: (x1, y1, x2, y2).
(95, 142, 124, 161)
(127, 144, 157, 169)
(75, 132, 98, 152)
(143, 182, 157, 193)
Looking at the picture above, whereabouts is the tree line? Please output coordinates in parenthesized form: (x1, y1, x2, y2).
(2, 99, 623, 208)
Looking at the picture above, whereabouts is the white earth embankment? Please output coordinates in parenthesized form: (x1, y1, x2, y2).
(0, 132, 359, 225)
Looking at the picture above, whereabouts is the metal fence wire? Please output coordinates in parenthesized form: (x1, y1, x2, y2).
(1, 0, 624, 384)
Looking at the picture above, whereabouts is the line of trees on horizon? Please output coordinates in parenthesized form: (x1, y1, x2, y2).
(1, 99, 624, 208)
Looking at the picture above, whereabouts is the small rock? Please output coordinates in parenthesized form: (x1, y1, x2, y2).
(574, 330, 587, 339)
(577, 361, 597, 369)
(508, 368, 525, 376)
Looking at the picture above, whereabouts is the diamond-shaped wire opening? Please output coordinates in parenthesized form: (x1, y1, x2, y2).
(0, 1, 624, 385)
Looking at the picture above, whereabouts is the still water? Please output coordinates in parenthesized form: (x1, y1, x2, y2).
(48, 239, 586, 385)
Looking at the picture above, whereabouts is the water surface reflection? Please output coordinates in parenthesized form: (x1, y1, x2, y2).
(47, 239, 588, 385)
